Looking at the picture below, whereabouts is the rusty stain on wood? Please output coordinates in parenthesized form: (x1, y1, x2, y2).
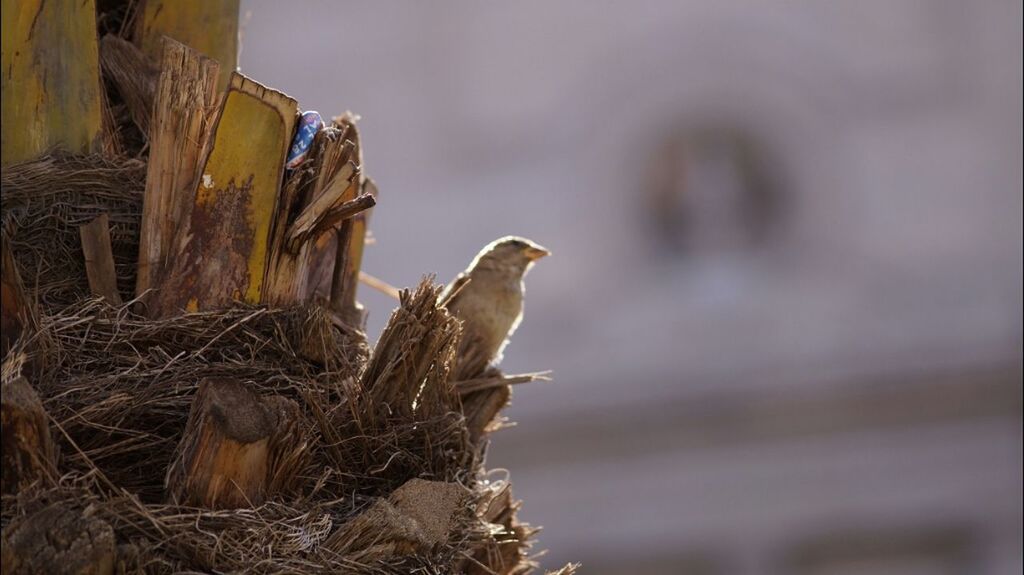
(151, 73, 297, 316)
(1, 0, 105, 165)
(135, 39, 219, 313)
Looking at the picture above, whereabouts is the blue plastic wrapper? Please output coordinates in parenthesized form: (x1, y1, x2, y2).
(286, 111, 324, 169)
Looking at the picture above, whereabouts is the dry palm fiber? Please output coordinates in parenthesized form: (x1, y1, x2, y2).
(0, 259, 570, 573)
(1, 153, 145, 310)
(1, 286, 474, 573)
(0, 112, 573, 575)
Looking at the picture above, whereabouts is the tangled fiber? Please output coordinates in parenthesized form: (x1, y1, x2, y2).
(1, 155, 576, 574)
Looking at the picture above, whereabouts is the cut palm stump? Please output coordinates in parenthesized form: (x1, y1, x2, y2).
(166, 378, 307, 509)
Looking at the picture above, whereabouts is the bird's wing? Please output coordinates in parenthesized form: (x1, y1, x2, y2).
(439, 273, 472, 308)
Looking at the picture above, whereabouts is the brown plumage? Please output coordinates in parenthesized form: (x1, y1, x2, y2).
(441, 236, 549, 381)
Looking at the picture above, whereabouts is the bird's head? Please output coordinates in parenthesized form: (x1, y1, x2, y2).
(472, 236, 550, 275)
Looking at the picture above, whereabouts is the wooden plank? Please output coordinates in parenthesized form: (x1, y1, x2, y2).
(79, 214, 123, 305)
(1, 0, 105, 165)
(135, 39, 219, 312)
(151, 73, 297, 317)
(133, 0, 240, 91)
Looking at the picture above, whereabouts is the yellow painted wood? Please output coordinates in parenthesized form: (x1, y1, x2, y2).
(134, 0, 240, 91)
(1, 0, 104, 165)
(151, 73, 297, 317)
(201, 77, 295, 305)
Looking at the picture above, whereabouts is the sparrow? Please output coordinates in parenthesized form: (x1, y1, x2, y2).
(441, 236, 550, 379)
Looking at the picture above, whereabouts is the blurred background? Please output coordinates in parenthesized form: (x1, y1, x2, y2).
(240, 1, 1022, 573)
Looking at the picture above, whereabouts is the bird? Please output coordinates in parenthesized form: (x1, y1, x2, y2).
(441, 236, 549, 379)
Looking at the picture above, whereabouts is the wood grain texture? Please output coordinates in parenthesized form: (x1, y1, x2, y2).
(79, 214, 123, 305)
(135, 39, 219, 312)
(151, 73, 297, 317)
(133, 0, 240, 91)
(1, 0, 105, 165)
(166, 378, 307, 509)
(262, 128, 361, 307)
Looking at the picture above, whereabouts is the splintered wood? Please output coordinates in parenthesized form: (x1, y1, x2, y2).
(0, 0, 106, 165)
(149, 73, 297, 317)
(264, 123, 374, 307)
(166, 378, 307, 509)
(332, 116, 375, 321)
(79, 214, 123, 305)
(135, 39, 219, 311)
(133, 0, 240, 91)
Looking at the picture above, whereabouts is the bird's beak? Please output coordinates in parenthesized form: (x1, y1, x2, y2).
(524, 244, 551, 261)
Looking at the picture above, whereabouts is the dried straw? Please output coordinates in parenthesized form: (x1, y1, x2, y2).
(0, 154, 573, 574)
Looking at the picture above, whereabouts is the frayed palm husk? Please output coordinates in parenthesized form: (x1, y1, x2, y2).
(0, 154, 575, 574)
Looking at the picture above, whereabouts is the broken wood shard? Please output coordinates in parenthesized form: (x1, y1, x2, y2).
(325, 115, 376, 324)
(288, 192, 375, 251)
(150, 73, 297, 317)
(79, 214, 123, 305)
(262, 127, 361, 307)
(284, 160, 359, 249)
(133, 0, 241, 91)
(1, 376, 56, 495)
(1, 0, 106, 165)
(135, 38, 219, 312)
(166, 378, 306, 509)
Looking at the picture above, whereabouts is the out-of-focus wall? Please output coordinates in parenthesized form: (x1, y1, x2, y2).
(240, 1, 1022, 572)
